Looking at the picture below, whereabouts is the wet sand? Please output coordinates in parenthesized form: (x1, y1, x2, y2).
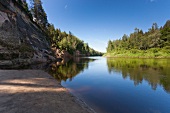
(0, 70, 95, 113)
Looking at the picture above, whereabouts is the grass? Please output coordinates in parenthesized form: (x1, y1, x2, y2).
(104, 48, 170, 58)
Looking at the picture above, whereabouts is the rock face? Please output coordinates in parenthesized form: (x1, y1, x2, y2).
(0, 0, 55, 68)
(51, 47, 72, 60)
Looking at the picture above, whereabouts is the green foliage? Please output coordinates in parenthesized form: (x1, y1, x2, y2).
(106, 21, 170, 58)
(105, 48, 170, 58)
(19, 44, 34, 53)
(161, 25, 170, 46)
(15, 0, 102, 56)
(30, 0, 48, 28)
(15, 0, 33, 20)
(47, 24, 103, 56)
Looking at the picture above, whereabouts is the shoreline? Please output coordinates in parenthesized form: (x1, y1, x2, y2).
(0, 70, 95, 113)
(103, 55, 170, 59)
(104, 56, 170, 59)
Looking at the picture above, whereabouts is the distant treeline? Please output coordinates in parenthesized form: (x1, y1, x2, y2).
(15, 0, 103, 56)
(47, 25, 103, 56)
(106, 21, 170, 58)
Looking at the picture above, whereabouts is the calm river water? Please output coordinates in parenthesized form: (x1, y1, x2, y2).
(49, 57, 170, 113)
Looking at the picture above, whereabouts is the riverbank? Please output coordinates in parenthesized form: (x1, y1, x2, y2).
(0, 70, 95, 113)
(104, 48, 170, 58)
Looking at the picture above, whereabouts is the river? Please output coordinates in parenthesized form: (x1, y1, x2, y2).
(49, 57, 170, 113)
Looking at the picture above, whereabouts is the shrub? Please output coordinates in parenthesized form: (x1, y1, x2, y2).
(130, 49, 138, 54)
(164, 46, 170, 49)
(19, 44, 34, 53)
(151, 48, 158, 53)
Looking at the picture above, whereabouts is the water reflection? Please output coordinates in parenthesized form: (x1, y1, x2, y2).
(48, 57, 96, 82)
(49, 57, 170, 113)
(107, 58, 170, 93)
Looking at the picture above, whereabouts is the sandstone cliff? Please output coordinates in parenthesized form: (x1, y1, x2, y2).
(0, 0, 55, 68)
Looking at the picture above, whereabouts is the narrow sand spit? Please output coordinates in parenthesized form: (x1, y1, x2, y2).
(0, 70, 95, 113)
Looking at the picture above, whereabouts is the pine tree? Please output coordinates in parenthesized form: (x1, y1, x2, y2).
(30, 0, 48, 28)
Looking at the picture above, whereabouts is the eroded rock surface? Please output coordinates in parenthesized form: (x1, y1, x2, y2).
(0, 0, 55, 68)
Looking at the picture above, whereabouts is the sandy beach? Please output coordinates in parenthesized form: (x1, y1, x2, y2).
(0, 70, 95, 113)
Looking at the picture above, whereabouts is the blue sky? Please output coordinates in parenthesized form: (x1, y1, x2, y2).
(28, 0, 170, 52)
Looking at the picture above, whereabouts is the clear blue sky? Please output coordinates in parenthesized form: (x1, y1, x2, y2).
(28, 0, 170, 52)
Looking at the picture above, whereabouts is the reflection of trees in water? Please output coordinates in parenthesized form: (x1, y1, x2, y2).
(107, 58, 170, 93)
(48, 58, 96, 82)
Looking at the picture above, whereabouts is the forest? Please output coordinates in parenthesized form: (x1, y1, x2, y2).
(106, 21, 170, 58)
(16, 0, 103, 56)
(47, 25, 103, 56)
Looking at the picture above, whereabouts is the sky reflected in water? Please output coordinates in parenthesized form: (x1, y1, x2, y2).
(50, 57, 170, 113)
